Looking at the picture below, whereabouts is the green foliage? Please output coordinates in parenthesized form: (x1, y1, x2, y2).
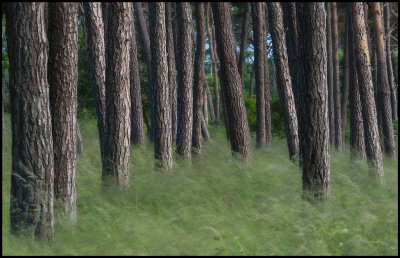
(2, 115, 397, 255)
(393, 119, 398, 139)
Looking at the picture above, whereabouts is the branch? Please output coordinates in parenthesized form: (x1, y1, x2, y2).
(391, 34, 398, 43)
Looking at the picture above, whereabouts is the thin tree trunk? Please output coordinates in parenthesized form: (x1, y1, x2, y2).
(203, 84, 208, 125)
(205, 77, 216, 122)
(201, 114, 210, 140)
(263, 3, 272, 148)
(326, 2, 335, 146)
(6, 2, 55, 240)
(249, 63, 255, 99)
(341, 14, 350, 147)
(238, 2, 250, 87)
(352, 2, 384, 183)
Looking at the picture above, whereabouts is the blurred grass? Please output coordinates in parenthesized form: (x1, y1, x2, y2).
(2, 114, 398, 255)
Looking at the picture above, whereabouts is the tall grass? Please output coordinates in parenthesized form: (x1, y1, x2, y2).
(2, 114, 398, 255)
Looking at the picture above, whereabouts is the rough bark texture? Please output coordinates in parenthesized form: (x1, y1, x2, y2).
(371, 2, 396, 158)
(331, 2, 343, 151)
(341, 15, 350, 147)
(83, 2, 107, 159)
(176, 2, 193, 159)
(251, 2, 266, 148)
(101, 2, 108, 49)
(348, 4, 366, 160)
(238, 2, 250, 86)
(192, 2, 206, 155)
(267, 2, 299, 160)
(165, 2, 178, 145)
(103, 2, 131, 188)
(352, 2, 384, 183)
(149, 2, 173, 169)
(6, 2, 55, 240)
(297, 2, 330, 202)
(326, 2, 335, 146)
(129, 7, 145, 147)
(212, 2, 251, 162)
(384, 2, 397, 120)
(48, 2, 78, 222)
(263, 3, 272, 148)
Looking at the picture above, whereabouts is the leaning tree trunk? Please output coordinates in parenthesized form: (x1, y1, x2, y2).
(83, 2, 106, 158)
(326, 2, 335, 146)
(149, 2, 173, 169)
(238, 2, 250, 87)
(103, 2, 131, 188)
(129, 7, 145, 147)
(204, 76, 216, 123)
(347, 3, 366, 160)
(212, 2, 251, 162)
(192, 2, 206, 155)
(297, 2, 330, 202)
(48, 2, 78, 222)
(6, 2, 55, 241)
(352, 2, 384, 183)
(251, 2, 266, 148)
(176, 2, 193, 159)
(371, 2, 396, 158)
(341, 15, 350, 147)
(267, 2, 299, 161)
(331, 2, 343, 151)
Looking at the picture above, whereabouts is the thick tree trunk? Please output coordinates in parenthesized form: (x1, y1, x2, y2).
(149, 3, 173, 169)
(129, 8, 145, 147)
(212, 2, 251, 162)
(248, 64, 255, 99)
(101, 2, 108, 48)
(341, 15, 350, 147)
(371, 2, 396, 158)
(166, 2, 178, 145)
(251, 2, 266, 148)
(263, 3, 272, 148)
(267, 2, 299, 161)
(238, 2, 250, 87)
(352, 2, 384, 183)
(331, 2, 343, 151)
(348, 3, 366, 160)
(103, 3, 131, 188)
(176, 2, 193, 159)
(326, 3, 335, 146)
(6, 2, 55, 240)
(297, 2, 330, 202)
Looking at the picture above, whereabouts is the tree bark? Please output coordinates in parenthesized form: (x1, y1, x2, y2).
(326, 2, 335, 146)
(263, 3, 272, 148)
(238, 2, 250, 87)
(297, 2, 330, 202)
(371, 2, 396, 158)
(103, 2, 131, 188)
(176, 2, 193, 159)
(101, 2, 108, 49)
(212, 2, 251, 162)
(352, 2, 384, 183)
(6, 2, 55, 240)
(201, 114, 210, 140)
(341, 13, 350, 147)
(205, 77, 216, 123)
(249, 63, 255, 99)
(267, 2, 299, 161)
(149, 2, 173, 169)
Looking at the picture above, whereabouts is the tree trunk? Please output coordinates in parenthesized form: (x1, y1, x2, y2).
(101, 2, 108, 49)
(165, 2, 178, 145)
(352, 2, 384, 183)
(371, 2, 396, 158)
(331, 2, 343, 151)
(238, 2, 250, 87)
(326, 2, 335, 146)
(341, 14, 350, 147)
(203, 82, 208, 125)
(201, 114, 210, 140)
(6, 2, 55, 240)
(212, 2, 251, 162)
(267, 2, 299, 161)
(263, 3, 272, 148)
(176, 2, 193, 159)
(251, 2, 266, 148)
(83, 3, 106, 158)
(129, 7, 146, 147)
(205, 77, 216, 123)
(103, 3, 131, 188)
(347, 3, 366, 160)
(249, 63, 255, 99)
(149, 3, 173, 169)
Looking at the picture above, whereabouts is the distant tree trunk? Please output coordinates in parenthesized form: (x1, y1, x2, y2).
(248, 64, 255, 99)
(149, 3, 173, 169)
(251, 2, 266, 148)
(201, 114, 210, 140)
(238, 2, 250, 87)
(103, 2, 131, 188)
(212, 2, 251, 162)
(203, 84, 208, 125)
(352, 2, 384, 183)
(220, 78, 231, 141)
(384, 2, 397, 120)
(133, 2, 155, 142)
(371, 2, 396, 158)
(176, 2, 193, 159)
(267, 2, 299, 161)
(263, 3, 272, 148)
(205, 77, 216, 123)
(331, 2, 343, 151)
(192, 2, 206, 155)
(6, 2, 54, 240)
(165, 2, 178, 145)
(83, 3, 106, 158)
(341, 15, 350, 147)
(129, 8, 145, 147)
(347, 3, 366, 160)
(326, 2, 335, 146)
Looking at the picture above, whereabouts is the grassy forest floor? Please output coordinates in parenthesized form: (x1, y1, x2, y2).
(2, 114, 398, 255)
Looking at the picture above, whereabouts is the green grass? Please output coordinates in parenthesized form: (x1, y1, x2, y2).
(2, 114, 398, 255)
